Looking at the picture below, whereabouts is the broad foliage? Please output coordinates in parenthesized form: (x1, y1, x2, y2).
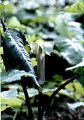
(0, 0, 84, 119)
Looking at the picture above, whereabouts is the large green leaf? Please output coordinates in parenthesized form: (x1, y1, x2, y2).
(65, 81, 84, 99)
(18, 88, 74, 99)
(1, 88, 17, 98)
(2, 28, 41, 90)
(67, 102, 84, 111)
(1, 98, 23, 108)
(16, 9, 37, 22)
(0, 69, 35, 83)
(18, 0, 40, 10)
(66, 60, 84, 71)
(1, 105, 10, 111)
(64, 2, 84, 13)
(54, 13, 84, 40)
(54, 36, 83, 65)
(66, 60, 84, 87)
(1, 88, 23, 111)
(7, 16, 26, 29)
(78, 71, 84, 87)
(55, 14, 72, 39)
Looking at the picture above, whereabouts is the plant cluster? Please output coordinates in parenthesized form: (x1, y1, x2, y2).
(0, 0, 84, 120)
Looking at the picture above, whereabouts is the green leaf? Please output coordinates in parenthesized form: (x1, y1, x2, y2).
(66, 60, 84, 87)
(0, 3, 3, 18)
(1, 89, 23, 110)
(42, 88, 74, 98)
(64, 2, 84, 13)
(55, 14, 72, 39)
(2, 28, 41, 90)
(1, 88, 17, 98)
(1, 105, 10, 111)
(28, 88, 39, 98)
(4, 2, 13, 13)
(1, 98, 23, 108)
(16, 9, 36, 21)
(19, 88, 56, 99)
(18, 88, 39, 99)
(0, 47, 3, 54)
(54, 36, 83, 65)
(25, 44, 31, 54)
(59, 89, 74, 99)
(7, 16, 26, 29)
(0, 69, 35, 83)
(77, 70, 84, 87)
(31, 58, 37, 67)
(65, 81, 84, 99)
(27, 35, 35, 44)
(67, 102, 84, 111)
(66, 60, 84, 71)
(55, 13, 84, 40)
(19, 88, 74, 99)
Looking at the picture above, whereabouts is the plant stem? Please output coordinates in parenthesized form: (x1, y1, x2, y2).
(21, 78, 33, 120)
(42, 75, 79, 113)
(49, 74, 79, 104)
(38, 91, 43, 120)
(0, 18, 6, 32)
(13, 108, 20, 120)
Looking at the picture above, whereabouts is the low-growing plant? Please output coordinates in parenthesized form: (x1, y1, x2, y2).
(0, 0, 84, 120)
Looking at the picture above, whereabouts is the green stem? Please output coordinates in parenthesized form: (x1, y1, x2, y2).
(13, 108, 20, 120)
